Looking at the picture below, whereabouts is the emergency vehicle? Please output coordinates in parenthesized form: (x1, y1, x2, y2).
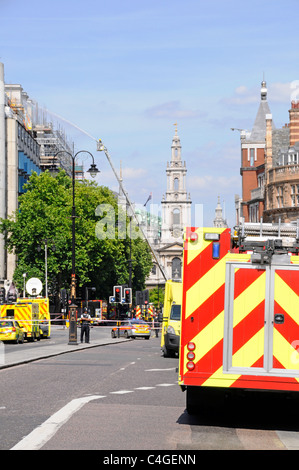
(80, 299, 105, 325)
(17, 297, 51, 338)
(161, 280, 182, 357)
(179, 223, 299, 414)
(0, 302, 40, 342)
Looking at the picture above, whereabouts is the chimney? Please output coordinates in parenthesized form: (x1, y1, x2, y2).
(289, 101, 299, 147)
(265, 114, 272, 169)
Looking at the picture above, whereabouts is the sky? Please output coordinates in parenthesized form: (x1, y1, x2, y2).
(1, 0, 299, 227)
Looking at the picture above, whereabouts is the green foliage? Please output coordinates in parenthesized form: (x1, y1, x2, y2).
(149, 286, 165, 309)
(0, 170, 152, 302)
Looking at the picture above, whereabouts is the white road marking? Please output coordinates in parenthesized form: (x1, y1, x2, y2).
(10, 395, 105, 450)
(135, 387, 155, 390)
(10, 366, 177, 450)
(156, 383, 176, 387)
(145, 368, 176, 371)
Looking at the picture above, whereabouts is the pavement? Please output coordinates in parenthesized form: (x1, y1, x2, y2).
(0, 325, 130, 370)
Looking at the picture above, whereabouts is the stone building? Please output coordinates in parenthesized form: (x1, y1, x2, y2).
(144, 126, 192, 288)
(235, 80, 299, 224)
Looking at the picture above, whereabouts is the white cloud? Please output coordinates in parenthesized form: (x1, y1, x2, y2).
(145, 100, 206, 119)
(188, 174, 240, 192)
(122, 167, 147, 179)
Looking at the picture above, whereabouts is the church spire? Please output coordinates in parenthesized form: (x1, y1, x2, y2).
(261, 78, 267, 101)
(171, 123, 181, 161)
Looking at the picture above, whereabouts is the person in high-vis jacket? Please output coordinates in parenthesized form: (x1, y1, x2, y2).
(80, 308, 91, 343)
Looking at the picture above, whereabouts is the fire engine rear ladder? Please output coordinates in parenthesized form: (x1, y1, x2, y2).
(235, 218, 299, 262)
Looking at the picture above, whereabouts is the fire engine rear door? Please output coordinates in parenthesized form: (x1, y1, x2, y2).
(269, 266, 299, 375)
(223, 262, 268, 375)
(224, 262, 299, 378)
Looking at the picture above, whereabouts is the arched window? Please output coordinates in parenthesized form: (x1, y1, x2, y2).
(173, 208, 180, 226)
(174, 177, 179, 191)
(172, 257, 182, 280)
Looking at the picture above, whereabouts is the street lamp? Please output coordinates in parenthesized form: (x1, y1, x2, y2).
(53, 150, 100, 345)
(37, 238, 56, 298)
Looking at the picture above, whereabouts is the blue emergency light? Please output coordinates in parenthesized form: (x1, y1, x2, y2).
(212, 242, 220, 259)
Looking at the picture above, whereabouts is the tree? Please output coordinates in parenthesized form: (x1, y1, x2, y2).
(0, 170, 152, 305)
(149, 286, 165, 309)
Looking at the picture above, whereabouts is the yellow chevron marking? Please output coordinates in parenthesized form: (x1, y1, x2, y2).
(274, 274, 299, 325)
(232, 327, 265, 368)
(202, 367, 241, 388)
(273, 329, 299, 373)
(232, 271, 266, 327)
(186, 227, 225, 264)
(183, 310, 225, 375)
(185, 273, 266, 377)
(202, 329, 265, 387)
(185, 257, 227, 318)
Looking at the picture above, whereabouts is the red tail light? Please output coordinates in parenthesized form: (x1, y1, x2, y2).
(187, 351, 195, 361)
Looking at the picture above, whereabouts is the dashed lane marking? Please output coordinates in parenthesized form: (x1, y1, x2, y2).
(10, 395, 105, 450)
(11, 382, 176, 450)
(135, 387, 155, 390)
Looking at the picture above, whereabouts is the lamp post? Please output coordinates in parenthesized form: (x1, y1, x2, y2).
(53, 150, 100, 344)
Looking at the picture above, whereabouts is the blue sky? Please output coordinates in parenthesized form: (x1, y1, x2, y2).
(1, 0, 299, 226)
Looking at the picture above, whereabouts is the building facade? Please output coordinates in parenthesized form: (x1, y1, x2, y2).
(236, 80, 299, 224)
(145, 127, 192, 288)
(0, 62, 74, 285)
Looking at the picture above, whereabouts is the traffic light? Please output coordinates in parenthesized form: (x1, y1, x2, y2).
(143, 289, 149, 305)
(124, 288, 132, 304)
(114, 285, 122, 303)
(0, 287, 5, 303)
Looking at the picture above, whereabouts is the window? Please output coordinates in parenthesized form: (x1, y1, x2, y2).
(172, 257, 181, 280)
(174, 178, 179, 191)
(173, 209, 180, 226)
(170, 304, 181, 321)
(276, 186, 283, 208)
(288, 151, 298, 165)
(250, 149, 254, 167)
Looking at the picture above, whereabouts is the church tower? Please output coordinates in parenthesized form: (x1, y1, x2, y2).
(161, 125, 192, 243)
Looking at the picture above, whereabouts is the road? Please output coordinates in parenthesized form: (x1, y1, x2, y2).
(1, 327, 299, 452)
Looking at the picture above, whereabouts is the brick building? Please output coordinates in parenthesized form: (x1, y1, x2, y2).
(236, 81, 299, 224)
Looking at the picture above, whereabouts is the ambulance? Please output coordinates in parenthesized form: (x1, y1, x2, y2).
(179, 223, 299, 414)
(161, 280, 182, 357)
(1, 302, 40, 342)
(17, 297, 51, 338)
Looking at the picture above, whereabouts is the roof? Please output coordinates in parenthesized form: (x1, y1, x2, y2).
(247, 81, 275, 142)
(249, 100, 273, 142)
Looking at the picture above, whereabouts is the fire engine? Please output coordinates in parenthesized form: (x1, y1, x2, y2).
(179, 222, 299, 414)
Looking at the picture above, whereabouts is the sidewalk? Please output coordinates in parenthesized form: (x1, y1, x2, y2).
(0, 326, 129, 370)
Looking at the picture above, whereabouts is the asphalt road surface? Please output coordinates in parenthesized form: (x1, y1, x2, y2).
(1, 328, 299, 452)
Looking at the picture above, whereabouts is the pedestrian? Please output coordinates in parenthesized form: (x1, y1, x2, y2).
(80, 307, 91, 343)
(154, 314, 159, 338)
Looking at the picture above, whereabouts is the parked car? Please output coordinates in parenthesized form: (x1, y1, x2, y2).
(111, 319, 151, 339)
(0, 319, 25, 344)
